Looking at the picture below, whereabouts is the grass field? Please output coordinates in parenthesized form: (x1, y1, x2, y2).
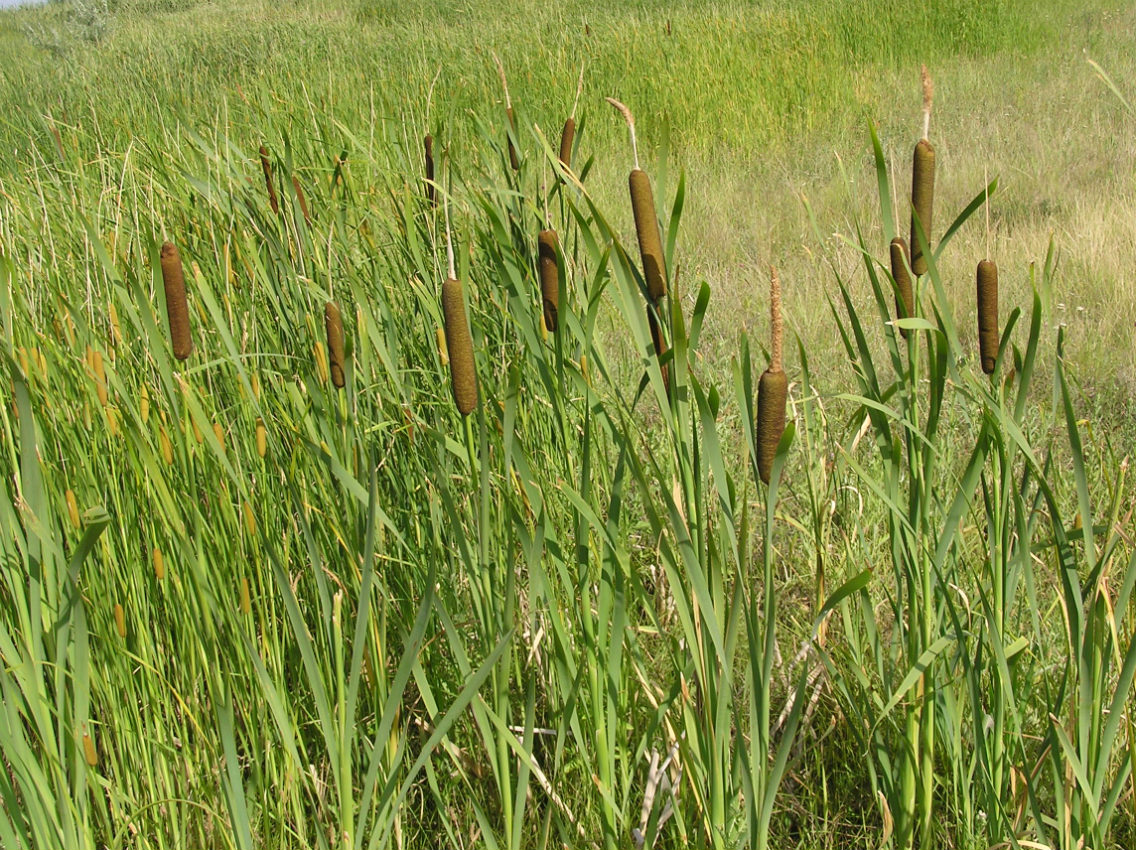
(1, 0, 1134, 847)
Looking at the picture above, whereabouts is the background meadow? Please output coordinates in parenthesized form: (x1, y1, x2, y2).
(0, 0, 1134, 847)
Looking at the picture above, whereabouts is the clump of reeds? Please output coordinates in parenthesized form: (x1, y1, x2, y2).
(890, 237, 914, 338)
(494, 54, 520, 170)
(424, 134, 437, 207)
(538, 228, 560, 333)
(441, 205, 478, 415)
(910, 67, 935, 276)
(757, 266, 788, 485)
(325, 301, 346, 388)
(160, 242, 193, 361)
(560, 63, 584, 169)
(260, 144, 279, 214)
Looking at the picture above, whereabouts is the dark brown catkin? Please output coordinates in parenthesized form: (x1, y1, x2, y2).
(890, 236, 914, 338)
(292, 176, 311, 226)
(910, 140, 935, 275)
(259, 145, 279, 215)
(976, 259, 999, 374)
(629, 169, 667, 303)
(559, 118, 575, 169)
(506, 106, 520, 171)
(324, 301, 346, 388)
(756, 267, 787, 485)
(442, 278, 478, 415)
(424, 134, 436, 206)
(160, 242, 192, 361)
(538, 229, 560, 333)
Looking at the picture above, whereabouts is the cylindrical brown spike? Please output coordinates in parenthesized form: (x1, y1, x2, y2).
(977, 259, 999, 374)
(160, 242, 192, 361)
(538, 229, 560, 333)
(506, 107, 520, 171)
(890, 236, 914, 338)
(910, 139, 935, 275)
(559, 118, 575, 169)
(629, 169, 667, 303)
(647, 305, 669, 394)
(424, 134, 436, 206)
(292, 176, 310, 226)
(757, 369, 788, 485)
(259, 145, 279, 215)
(325, 301, 346, 389)
(442, 278, 478, 415)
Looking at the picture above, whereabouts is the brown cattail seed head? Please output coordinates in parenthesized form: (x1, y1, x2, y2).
(113, 603, 125, 638)
(212, 422, 225, 454)
(559, 118, 575, 169)
(259, 145, 278, 214)
(140, 384, 150, 424)
(537, 229, 560, 333)
(82, 730, 97, 767)
(424, 134, 436, 206)
(629, 169, 667, 302)
(292, 175, 310, 226)
(757, 267, 787, 485)
(910, 140, 935, 276)
(160, 242, 192, 361)
(977, 259, 999, 374)
(890, 236, 914, 338)
(255, 417, 267, 458)
(441, 278, 478, 415)
(506, 106, 520, 170)
(324, 301, 346, 389)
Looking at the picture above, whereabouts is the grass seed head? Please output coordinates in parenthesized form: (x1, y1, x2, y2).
(442, 277, 478, 415)
(159, 242, 193, 361)
(890, 236, 914, 338)
(324, 301, 346, 388)
(538, 229, 560, 333)
(629, 169, 667, 302)
(977, 259, 999, 374)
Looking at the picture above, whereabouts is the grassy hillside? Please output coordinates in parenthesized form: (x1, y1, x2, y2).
(0, 0, 1133, 848)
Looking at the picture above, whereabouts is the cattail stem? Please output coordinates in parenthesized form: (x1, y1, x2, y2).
(921, 65, 934, 142)
(606, 97, 639, 170)
(770, 266, 783, 372)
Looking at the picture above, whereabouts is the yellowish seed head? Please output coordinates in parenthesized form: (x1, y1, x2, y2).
(255, 417, 267, 458)
(113, 603, 125, 638)
(243, 501, 256, 537)
(82, 730, 97, 767)
(66, 489, 80, 529)
(239, 577, 251, 614)
(140, 384, 150, 424)
(153, 546, 165, 581)
(160, 427, 174, 465)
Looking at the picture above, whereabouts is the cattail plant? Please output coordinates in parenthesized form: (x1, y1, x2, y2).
(608, 98, 667, 304)
(910, 66, 935, 276)
(255, 417, 267, 458)
(441, 204, 478, 415)
(65, 489, 80, 529)
(494, 54, 520, 171)
(559, 63, 584, 169)
(239, 577, 251, 615)
(159, 242, 192, 361)
(89, 347, 107, 407)
(292, 175, 311, 226)
(113, 603, 125, 638)
(259, 144, 279, 214)
(890, 237, 914, 338)
(537, 228, 560, 333)
(82, 729, 97, 767)
(325, 301, 346, 389)
(976, 259, 999, 374)
(424, 134, 436, 207)
(159, 426, 173, 465)
(756, 266, 787, 485)
(153, 546, 165, 581)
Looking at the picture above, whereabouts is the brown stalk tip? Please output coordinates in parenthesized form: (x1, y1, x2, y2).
(629, 169, 667, 302)
(889, 236, 914, 338)
(909, 139, 936, 276)
(976, 259, 999, 374)
(559, 117, 575, 169)
(292, 175, 311, 226)
(441, 278, 478, 415)
(259, 145, 279, 214)
(159, 242, 193, 361)
(538, 229, 561, 333)
(506, 106, 520, 170)
(424, 134, 436, 206)
(324, 301, 346, 389)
